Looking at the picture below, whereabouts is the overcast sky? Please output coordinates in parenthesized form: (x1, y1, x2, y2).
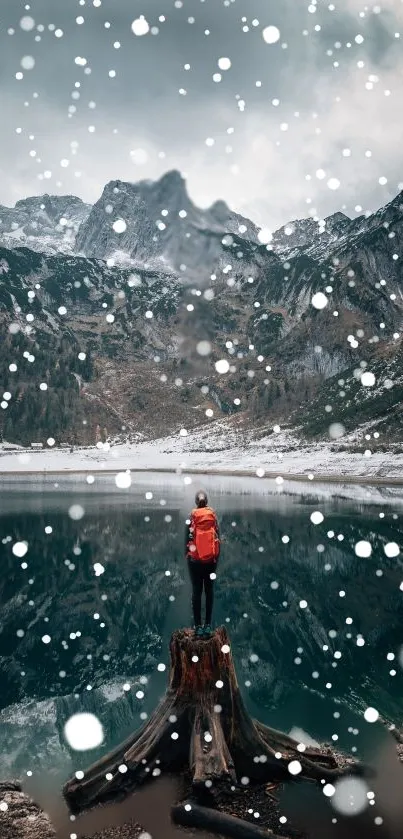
(1, 0, 403, 229)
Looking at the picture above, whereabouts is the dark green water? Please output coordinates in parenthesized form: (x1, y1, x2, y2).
(0, 474, 402, 788)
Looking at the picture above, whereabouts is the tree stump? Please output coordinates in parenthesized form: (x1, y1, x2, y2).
(63, 628, 360, 817)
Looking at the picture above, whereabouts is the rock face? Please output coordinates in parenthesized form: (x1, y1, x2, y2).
(74, 170, 259, 279)
(0, 781, 56, 839)
(0, 780, 145, 839)
(271, 210, 351, 253)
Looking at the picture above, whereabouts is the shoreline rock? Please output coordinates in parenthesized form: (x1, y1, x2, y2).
(0, 781, 56, 839)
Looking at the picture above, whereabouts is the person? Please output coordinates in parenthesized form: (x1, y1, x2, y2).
(185, 490, 220, 638)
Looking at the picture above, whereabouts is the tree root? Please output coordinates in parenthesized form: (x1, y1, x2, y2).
(172, 799, 285, 839)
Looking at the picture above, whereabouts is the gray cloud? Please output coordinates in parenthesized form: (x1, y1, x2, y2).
(1, 0, 403, 230)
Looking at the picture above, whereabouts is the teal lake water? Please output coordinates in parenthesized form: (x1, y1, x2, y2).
(0, 474, 402, 793)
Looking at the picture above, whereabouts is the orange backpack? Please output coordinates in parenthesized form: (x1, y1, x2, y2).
(188, 506, 220, 563)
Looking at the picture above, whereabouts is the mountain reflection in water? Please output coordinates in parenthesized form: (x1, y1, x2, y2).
(0, 473, 402, 784)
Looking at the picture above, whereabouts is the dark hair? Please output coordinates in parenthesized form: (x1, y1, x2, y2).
(195, 490, 208, 507)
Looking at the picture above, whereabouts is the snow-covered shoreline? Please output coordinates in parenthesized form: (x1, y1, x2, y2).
(1, 426, 403, 486)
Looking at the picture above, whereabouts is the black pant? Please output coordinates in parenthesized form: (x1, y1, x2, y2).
(188, 559, 217, 626)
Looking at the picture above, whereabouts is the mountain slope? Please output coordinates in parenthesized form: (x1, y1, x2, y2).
(0, 174, 402, 446)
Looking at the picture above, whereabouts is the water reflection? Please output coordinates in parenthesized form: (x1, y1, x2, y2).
(0, 474, 402, 782)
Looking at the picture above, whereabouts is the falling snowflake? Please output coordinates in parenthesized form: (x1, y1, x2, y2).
(115, 471, 132, 489)
(364, 707, 379, 723)
(130, 148, 148, 165)
(288, 760, 302, 775)
(310, 511, 324, 525)
(355, 541, 372, 557)
(332, 777, 369, 816)
(64, 713, 104, 750)
(262, 25, 280, 44)
(12, 541, 28, 557)
(361, 371, 376, 387)
(131, 16, 150, 36)
(113, 219, 127, 234)
(311, 292, 328, 310)
(257, 227, 273, 244)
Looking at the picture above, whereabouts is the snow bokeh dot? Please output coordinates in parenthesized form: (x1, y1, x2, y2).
(364, 707, 379, 723)
(115, 471, 132, 489)
(64, 712, 104, 750)
(331, 777, 369, 816)
(20, 15, 35, 31)
(329, 423, 345, 439)
(197, 340, 211, 356)
(113, 219, 127, 234)
(257, 227, 272, 244)
(68, 504, 85, 521)
(130, 148, 148, 165)
(12, 541, 28, 558)
(355, 540, 372, 558)
(288, 760, 302, 775)
(262, 25, 280, 44)
(131, 16, 149, 36)
(21, 56, 35, 70)
(361, 371, 376, 387)
(310, 511, 324, 525)
(311, 292, 328, 310)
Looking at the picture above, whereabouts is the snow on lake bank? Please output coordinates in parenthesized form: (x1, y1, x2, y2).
(0, 424, 402, 487)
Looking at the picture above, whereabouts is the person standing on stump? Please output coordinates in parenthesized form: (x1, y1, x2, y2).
(185, 490, 220, 638)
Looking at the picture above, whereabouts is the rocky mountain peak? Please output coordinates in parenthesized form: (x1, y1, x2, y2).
(14, 193, 86, 214)
(74, 170, 259, 274)
(0, 193, 91, 254)
(154, 169, 186, 191)
(209, 199, 231, 219)
(323, 210, 351, 234)
(144, 169, 192, 214)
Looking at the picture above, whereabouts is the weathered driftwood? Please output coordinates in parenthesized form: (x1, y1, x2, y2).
(63, 627, 364, 817)
(172, 799, 283, 839)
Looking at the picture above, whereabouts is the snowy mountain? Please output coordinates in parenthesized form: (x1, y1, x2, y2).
(0, 194, 91, 254)
(0, 171, 259, 279)
(271, 211, 351, 253)
(0, 171, 402, 447)
(74, 170, 260, 279)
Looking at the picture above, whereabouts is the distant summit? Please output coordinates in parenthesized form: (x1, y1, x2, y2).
(0, 193, 91, 254)
(1, 172, 403, 279)
(74, 170, 259, 278)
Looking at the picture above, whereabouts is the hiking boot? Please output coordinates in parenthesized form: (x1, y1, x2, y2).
(194, 625, 204, 638)
(203, 624, 213, 637)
